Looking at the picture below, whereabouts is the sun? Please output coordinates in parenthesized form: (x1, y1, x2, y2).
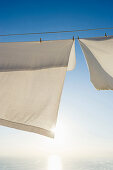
(50, 123, 67, 146)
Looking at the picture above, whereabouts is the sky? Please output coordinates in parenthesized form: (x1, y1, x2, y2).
(0, 0, 113, 159)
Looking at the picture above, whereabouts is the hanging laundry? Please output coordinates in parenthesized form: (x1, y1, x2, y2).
(79, 36, 113, 90)
(0, 40, 75, 138)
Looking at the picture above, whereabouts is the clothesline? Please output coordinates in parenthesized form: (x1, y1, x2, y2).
(0, 26, 113, 37)
(1, 34, 112, 43)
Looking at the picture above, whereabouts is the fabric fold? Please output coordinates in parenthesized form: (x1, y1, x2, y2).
(79, 36, 113, 90)
(0, 39, 75, 138)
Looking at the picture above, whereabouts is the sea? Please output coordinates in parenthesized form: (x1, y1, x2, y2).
(0, 156, 113, 170)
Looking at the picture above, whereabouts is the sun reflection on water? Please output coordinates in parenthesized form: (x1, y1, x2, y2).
(48, 155, 62, 170)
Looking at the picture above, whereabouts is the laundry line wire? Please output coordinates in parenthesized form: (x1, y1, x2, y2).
(0, 27, 113, 37)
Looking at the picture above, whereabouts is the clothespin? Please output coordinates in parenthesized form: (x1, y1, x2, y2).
(105, 33, 107, 37)
(40, 38, 42, 43)
(78, 36, 79, 40)
(73, 36, 74, 41)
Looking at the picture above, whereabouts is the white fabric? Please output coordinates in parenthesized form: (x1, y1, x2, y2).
(0, 40, 75, 71)
(0, 39, 75, 137)
(79, 36, 113, 90)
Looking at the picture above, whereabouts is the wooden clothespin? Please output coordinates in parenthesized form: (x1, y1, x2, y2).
(78, 36, 79, 40)
(73, 36, 74, 41)
(40, 38, 42, 43)
(105, 33, 107, 37)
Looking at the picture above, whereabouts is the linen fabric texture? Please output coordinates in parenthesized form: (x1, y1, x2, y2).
(0, 40, 75, 138)
(79, 36, 113, 90)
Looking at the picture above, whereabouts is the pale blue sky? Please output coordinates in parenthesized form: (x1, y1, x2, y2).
(0, 0, 113, 158)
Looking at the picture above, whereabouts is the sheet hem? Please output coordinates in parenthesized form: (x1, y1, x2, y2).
(0, 118, 54, 138)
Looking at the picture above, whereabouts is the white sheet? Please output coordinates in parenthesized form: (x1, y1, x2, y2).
(0, 39, 75, 137)
(79, 36, 113, 90)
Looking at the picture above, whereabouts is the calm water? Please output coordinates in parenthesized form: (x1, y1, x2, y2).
(0, 156, 113, 170)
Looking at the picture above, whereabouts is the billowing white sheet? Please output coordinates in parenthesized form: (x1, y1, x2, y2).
(0, 39, 75, 137)
(79, 36, 113, 90)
